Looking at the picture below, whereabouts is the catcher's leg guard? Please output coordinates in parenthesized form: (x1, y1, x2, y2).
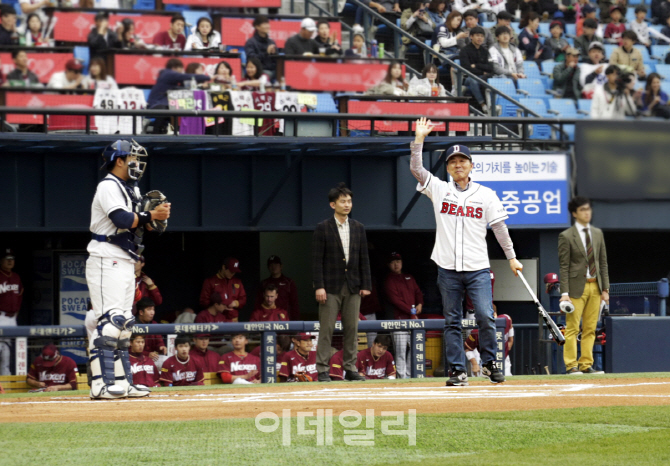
(115, 318, 150, 398)
(89, 310, 128, 399)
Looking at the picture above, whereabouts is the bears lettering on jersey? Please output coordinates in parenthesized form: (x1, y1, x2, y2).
(439, 202, 483, 219)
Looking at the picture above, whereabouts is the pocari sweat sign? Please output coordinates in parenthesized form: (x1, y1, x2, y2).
(59, 254, 90, 324)
(469, 153, 570, 227)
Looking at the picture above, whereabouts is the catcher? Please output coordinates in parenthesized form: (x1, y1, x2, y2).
(278, 333, 318, 382)
(84, 140, 170, 399)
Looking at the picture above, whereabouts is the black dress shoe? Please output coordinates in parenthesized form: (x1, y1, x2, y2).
(344, 372, 365, 381)
(318, 372, 331, 382)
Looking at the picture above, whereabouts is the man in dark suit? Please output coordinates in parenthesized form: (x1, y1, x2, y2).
(558, 196, 609, 375)
(312, 183, 371, 382)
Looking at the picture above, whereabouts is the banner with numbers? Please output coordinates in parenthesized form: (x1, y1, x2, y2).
(468, 153, 570, 227)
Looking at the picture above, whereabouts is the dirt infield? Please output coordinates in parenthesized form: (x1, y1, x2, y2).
(2, 377, 670, 424)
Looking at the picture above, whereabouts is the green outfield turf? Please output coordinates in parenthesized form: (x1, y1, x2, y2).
(1, 404, 669, 465)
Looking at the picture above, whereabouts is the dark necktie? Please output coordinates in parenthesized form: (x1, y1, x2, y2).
(584, 228, 596, 277)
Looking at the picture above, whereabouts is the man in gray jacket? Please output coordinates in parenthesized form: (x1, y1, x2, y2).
(489, 26, 526, 80)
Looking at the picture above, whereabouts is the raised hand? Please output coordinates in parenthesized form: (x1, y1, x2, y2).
(414, 117, 435, 142)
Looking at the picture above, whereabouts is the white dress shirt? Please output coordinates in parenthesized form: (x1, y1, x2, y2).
(576, 221, 595, 279)
(335, 216, 350, 265)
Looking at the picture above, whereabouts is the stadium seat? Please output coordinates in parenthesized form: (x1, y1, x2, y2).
(604, 44, 618, 58)
(133, 0, 155, 9)
(644, 64, 655, 76)
(183, 11, 210, 36)
(486, 77, 519, 116)
(651, 45, 670, 62)
(74, 46, 90, 74)
(518, 98, 552, 139)
(655, 64, 670, 79)
(315, 93, 338, 113)
(548, 98, 578, 117)
(565, 24, 576, 37)
(540, 60, 557, 76)
(636, 45, 653, 64)
(517, 78, 551, 102)
(578, 98, 592, 115)
(538, 23, 551, 37)
(482, 21, 496, 29)
(628, 0, 643, 5)
(625, 9, 636, 23)
(523, 61, 541, 79)
(661, 81, 670, 95)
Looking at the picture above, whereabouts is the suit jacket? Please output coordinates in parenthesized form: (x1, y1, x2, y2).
(312, 217, 372, 295)
(558, 224, 609, 299)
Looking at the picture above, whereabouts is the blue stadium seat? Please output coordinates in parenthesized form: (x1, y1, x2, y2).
(517, 78, 550, 102)
(565, 24, 576, 37)
(628, 0, 643, 4)
(548, 98, 578, 117)
(625, 9, 636, 23)
(540, 60, 557, 76)
(523, 61, 541, 79)
(183, 11, 210, 36)
(518, 98, 552, 139)
(655, 64, 670, 78)
(487, 77, 519, 116)
(644, 63, 655, 76)
(164, 4, 189, 11)
(651, 45, 670, 62)
(636, 45, 653, 64)
(538, 23, 551, 37)
(133, 0, 155, 9)
(482, 21, 496, 29)
(604, 44, 618, 58)
(661, 81, 670, 95)
(74, 46, 90, 74)
(315, 93, 338, 113)
(577, 98, 592, 115)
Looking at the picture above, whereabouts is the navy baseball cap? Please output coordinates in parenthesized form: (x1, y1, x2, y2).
(446, 145, 472, 162)
(582, 4, 596, 14)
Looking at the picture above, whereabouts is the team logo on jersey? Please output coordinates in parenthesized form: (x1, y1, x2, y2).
(230, 361, 258, 372)
(440, 202, 483, 219)
(173, 370, 197, 382)
(234, 284, 239, 289)
(366, 367, 386, 377)
(38, 371, 66, 384)
(131, 364, 155, 375)
(112, 261, 118, 267)
(0, 283, 19, 294)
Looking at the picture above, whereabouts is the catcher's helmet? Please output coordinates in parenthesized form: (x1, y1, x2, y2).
(101, 139, 148, 180)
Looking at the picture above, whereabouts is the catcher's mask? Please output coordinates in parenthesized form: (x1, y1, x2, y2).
(101, 139, 148, 181)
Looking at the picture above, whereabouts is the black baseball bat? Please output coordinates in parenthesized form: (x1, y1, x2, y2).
(517, 271, 566, 346)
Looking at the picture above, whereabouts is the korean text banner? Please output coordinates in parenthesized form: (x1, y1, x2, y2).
(469, 153, 570, 227)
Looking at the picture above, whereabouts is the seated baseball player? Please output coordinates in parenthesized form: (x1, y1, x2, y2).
(26, 344, 78, 392)
(356, 335, 396, 380)
(218, 333, 261, 384)
(250, 334, 292, 374)
(195, 292, 229, 324)
(136, 297, 167, 366)
(249, 284, 289, 322)
(464, 308, 514, 376)
(328, 348, 345, 381)
(278, 333, 318, 382)
(129, 334, 161, 388)
(160, 336, 204, 386)
(190, 334, 221, 373)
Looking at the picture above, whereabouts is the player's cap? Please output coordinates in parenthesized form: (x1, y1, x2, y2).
(496, 11, 513, 20)
(388, 251, 402, 262)
(1, 248, 15, 260)
(469, 26, 485, 36)
(301, 18, 317, 32)
(588, 41, 605, 52)
(294, 332, 316, 341)
(565, 47, 580, 56)
(224, 257, 241, 273)
(65, 59, 83, 72)
(544, 272, 560, 284)
(194, 333, 210, 338)
(582, 4, 596, 14)
(445, 144, 472, 162)
(267, 255, 282, 265)
(41, 344, 60, 367)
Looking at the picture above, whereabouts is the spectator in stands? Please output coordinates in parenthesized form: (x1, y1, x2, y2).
(190, 334, 220, 372)
(214, 61, 235, 89)
(652, 0, 670, 26)
(610, 30, 646, 79)
(459, 26, 494, 112)
(344, 32, 367, 57)
(153, 14, 186, 50)
(86, 57, 117, 91)
(604, 5, 626, 45)
(547, 20, 570, 62)
(198, 257, 246, 320)
(0, 5, 18, 46)
(410, 63, 448, 95)
(581, 42, 608, 97)
(160, 336, 204, 386)
(489, 11, 518, 46)
(185, 17, 221, 51)
(591, 65, 638, 117)
(433, 10, 467, 56)
(600, 0, 626, 24)
(366, 61, 409, 94)
(23, 13, 48, 47)
(244, 15, 277, 78)
(47, 59, 88, 89)
(136, 298, 167, 363)
(278, 333, 318, 382)
(254, 255, 300, 320)
(19, 0, 50, 21)
(238, 57, 269, 90)
(250, 284, 289, 322)
(401, 1, 438, 52)
(630, 6, 652, 51)
(490, 25, 526, 80)
(128, 334, 161, 388)
(26, 344, 78, 392)
(284, 18, 320, 56)
(384, 252, 423, 378)
(505, 0, 541, 19)
(5, 50, 40, 87)
(174, 306, 196, 324)
(87, 12, 121, 57)
(453, 0, 488, 24)
(518, 12, 552, 62)
(660, 14, 670, 43)
(427, 0, 449, 26)
(134, 256, 162, 307)
(575, 18, 604, 58)
(461, 9, 494, 48)
(637, 72, 670, 118)
(218, 333, 261, 384)
(195, 292, 229, 323)
(356, 334, 396, 379)
(552, 47, 582, 99)
(576, 4, 598, 37)
(315, 20, 342, 56)
(118, 18, 147, 50)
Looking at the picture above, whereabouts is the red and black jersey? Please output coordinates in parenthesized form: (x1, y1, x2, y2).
(27, 355, 78, 389)
(160, 355, 204, 386)
(254, 275, 300, 320)
(252, 92, 277, 136)
(356, 347, 396, 379)
(135, 274, 163, 306)
(199, 273, 246, 319)
(218, 352, 261, 381)
(465, 314, 513, 357)
(0, 270, 23, 316)
(137, 320, 165, 354)
(249, 306, 289, 322)
(195, 309, 231, 324)
(329, 349, 344, 380)
(129, 352, 161, 387)
(190, 347, 221, 373)
(279, 349, 317, 382)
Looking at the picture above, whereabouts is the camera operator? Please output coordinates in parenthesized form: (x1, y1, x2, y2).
(590, 65, 638, 119)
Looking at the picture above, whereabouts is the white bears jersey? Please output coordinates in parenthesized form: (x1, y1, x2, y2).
(229, 90, 254, 136)
(418, 170, 508, 272)
(87, 174, 140, 261)
(93, 88, 119, 135)
(118, 87, 147, 135)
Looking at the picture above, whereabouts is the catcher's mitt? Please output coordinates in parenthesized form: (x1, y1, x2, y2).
(141, 190, 169, 233)
(295, 371, 313, 382)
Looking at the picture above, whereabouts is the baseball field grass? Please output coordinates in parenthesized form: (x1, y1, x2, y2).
(2, 374, 669, 466)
